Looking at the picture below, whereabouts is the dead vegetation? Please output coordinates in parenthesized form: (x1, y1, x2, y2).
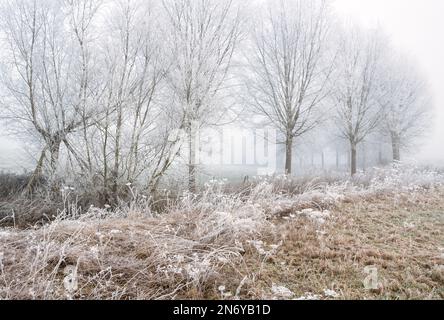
(253, 191, 444, 300)
(0, 165, 443, 300)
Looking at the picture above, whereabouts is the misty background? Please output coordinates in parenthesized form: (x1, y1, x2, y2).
(0, 0, 442, 173)
(334, 0, 444, 165)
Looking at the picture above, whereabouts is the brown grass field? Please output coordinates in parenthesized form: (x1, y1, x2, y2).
(252, 191, 444, 300)
(0, 187, 443, 300)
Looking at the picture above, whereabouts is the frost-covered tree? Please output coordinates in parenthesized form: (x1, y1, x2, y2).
(85, 0, 180, 201)
(0, 0, 103, 190)
(378, 56, 432, 162)
(332, 26, 386, 176)
(244, 0, 333, 174)
(0, 0, 182, 199)
(162, 0, 243, 192)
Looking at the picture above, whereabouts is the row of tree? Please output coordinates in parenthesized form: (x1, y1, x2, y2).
(244, 0, 431, 175)
(0, 0, 431, 199)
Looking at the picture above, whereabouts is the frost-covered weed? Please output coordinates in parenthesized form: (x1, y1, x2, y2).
(294, 292, 322, 300)
(0, 180, 280, 299)
(247, 240, 282, 256)
(351, 162, 444, 194)
(285, 163, 444, 204)
(271, 284, 294, 299)
(323, 289, 340, 298)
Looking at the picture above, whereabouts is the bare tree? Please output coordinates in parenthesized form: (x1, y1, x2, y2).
(244, 0, 333, 174)
(378, 56, 432, 162)
(162, 0, 243, 192)
(332, 26, 386, 175)
(65, 0, 104, 175)
(82, 0, 180, 202)
(0, 0, 102, 190)
(0, 0, 187, 200)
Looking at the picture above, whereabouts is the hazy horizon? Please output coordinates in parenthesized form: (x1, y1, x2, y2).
(334, 0, 444, 165)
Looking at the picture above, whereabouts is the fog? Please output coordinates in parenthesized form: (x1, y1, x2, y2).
(334, 0, 444, 164)
(0, 0, 443, 173)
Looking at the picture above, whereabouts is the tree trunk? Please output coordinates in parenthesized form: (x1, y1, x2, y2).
(49, 139, 61, 176)
(48, 139, 62, 191)
(347, 150, 350, 169)
(285, 135, 293, 174)
(362, 142, 367, 171)
(350, 142, 357, 176)
(25, 147, 47, 193)
(188, 125, 197, 193)
(391, 133, 401, 162)
(82, 116, 92, 174)
(103, 111, 110, 203)
(113, 106, 123, 201)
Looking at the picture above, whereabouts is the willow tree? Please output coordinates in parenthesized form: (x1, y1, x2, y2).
(162, 0, 243, 192)
(0, 0, 102, 190)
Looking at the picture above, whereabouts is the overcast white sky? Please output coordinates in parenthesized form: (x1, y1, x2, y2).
(334, 0, 444, 164)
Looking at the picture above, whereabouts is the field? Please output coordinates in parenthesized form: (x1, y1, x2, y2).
(0, 164, 443, 300)
(257, 192, 444, 299)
